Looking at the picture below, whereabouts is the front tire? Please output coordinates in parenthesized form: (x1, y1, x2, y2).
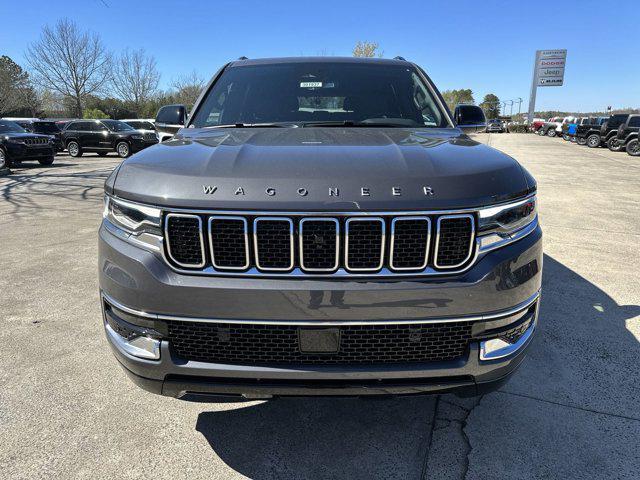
(116, 141, 130, 158)
(547, 129, 557, 137)
(67, 141, 82, 157)
(577, 137, 587, 145)
(607, 137, 623, 152)
(563, 134, 569, 141)
(626, 139, 640, 156)
(586, 134, 601, 148)
(38, 156, 55, 166)
(0, 147, 10, 169)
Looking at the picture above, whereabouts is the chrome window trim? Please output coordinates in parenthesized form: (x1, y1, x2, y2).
(299, 217, 340, 272)
(101, 290, 540, 326)
(208, 216, 250, 271)
(433, 214, 476, 270)
(164, 213, 206, 268)
(345, 217, 385, 272)
(390, 216, 431, 271)
(253, 217, 295, 272)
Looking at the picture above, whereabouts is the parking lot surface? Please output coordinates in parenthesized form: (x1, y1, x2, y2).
(1, 135, 639, 479)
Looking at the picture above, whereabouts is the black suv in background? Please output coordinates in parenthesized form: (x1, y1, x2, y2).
(575, 117, 607, 145)
(0, 119, 55, 168)
(15, 120, 64, 152)
(613, 114, 640, 155)
(62, 119, 158, 158)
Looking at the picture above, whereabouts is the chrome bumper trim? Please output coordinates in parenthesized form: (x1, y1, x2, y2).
(101, 290, 540, 326)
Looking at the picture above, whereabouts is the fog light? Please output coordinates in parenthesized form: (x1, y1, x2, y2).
(479, 320, 535, 361)
(104, 308, 161, 360)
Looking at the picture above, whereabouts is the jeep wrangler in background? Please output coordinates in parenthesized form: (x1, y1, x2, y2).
(582, 113, 629, 149)
(613, 114, 640, 155)
(100, 57, 541, 400)
(575, 116, 607, 145)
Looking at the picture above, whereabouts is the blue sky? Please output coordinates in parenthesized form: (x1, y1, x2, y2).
(2, 0, 638, 113)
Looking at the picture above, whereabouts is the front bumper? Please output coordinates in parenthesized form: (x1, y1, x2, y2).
(6, 143, 54, 160)
(99, 222, 543, 398)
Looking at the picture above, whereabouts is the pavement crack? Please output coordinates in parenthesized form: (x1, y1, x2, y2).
(498, 390, 640, 422)
(419, 395, 440, 480)
(459, 395, 482, 480)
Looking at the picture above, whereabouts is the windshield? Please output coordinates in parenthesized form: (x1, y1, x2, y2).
(0, 120, 27, 133)
(102, 120, 134, 132)
(191, 62, 447, 128)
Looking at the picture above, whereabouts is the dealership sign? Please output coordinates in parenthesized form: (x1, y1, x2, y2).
(536, 49, 567, 87)
(528, 49, 567, 123)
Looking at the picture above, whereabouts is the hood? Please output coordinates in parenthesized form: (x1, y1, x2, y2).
(111, 127, 531, 211)
(2, 132, 52, 139)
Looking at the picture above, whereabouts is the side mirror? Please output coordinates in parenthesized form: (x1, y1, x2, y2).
(155, 104, 187, 127)
(453, 104, 486, 134)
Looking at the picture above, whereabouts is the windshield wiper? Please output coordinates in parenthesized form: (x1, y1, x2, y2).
(301, 120, 422, 128)
(202, 122, 298, 129)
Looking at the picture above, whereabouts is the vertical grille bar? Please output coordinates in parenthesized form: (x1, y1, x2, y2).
(165, 213, 205, 268)
(208, 216, 249, 270)
(390, 217, 431, 271)
(299, 218, 339, 272)
(253, 217, 294, 271)
(345, 218, 385, 271)
(434, 214, 475, 269)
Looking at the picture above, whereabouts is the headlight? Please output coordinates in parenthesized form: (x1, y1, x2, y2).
(7, 138, 25, 144)
(103, 195, 162, 236)
(131, 134, 143, 140)
(477, 195, 537, 252)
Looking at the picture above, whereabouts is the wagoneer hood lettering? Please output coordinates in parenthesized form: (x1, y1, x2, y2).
(112, 127, 530, 210)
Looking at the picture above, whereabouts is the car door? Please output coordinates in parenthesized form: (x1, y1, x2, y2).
(75, 122, 94, 148)
(92, 121, 112, 149)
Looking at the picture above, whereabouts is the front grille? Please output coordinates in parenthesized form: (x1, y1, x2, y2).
(391, 217, 430, 270)
(254, 218, 293, 271)
(209, 217, 249, 269)
(25, 137, 49, 146)
(165, 214, 204, 267)
(167, 321, 473, 365)
(163, 212, 475, 275)
(435, 216, 474, 268)
(345, 218, 385, 271)
(143, 132, 157, 141)
(299, 219, 339, 271)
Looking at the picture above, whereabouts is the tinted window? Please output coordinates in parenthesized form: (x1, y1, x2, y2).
(0, 120, 26, 133)
(628, 116, 640, 127)
(125, 121, 155, 130)
(609, 114, 628, 127)
(191, 62, 447, 128)
(101, 120, 133, 132)
(33, 122, 60, 134)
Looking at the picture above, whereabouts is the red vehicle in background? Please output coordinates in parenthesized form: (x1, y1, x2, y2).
(530, 118, 546, 133)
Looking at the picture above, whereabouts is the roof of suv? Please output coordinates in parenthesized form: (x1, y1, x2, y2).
(228, 56, 413, 67)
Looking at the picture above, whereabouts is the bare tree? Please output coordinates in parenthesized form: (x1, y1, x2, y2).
(170, 70, 206, 107)
(352, 41, 383, 58)
(111, 48, 160, 115)
(25, 18, 111, 117)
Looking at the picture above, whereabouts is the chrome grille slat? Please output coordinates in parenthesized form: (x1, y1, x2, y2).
(344, 217, 385, 272)
(208, 216, 249, 270)
(299, 218, 339, 272)
(390, 216, 431, 271)
(253, 217, 294, 271)
(163, 212, 476, 276)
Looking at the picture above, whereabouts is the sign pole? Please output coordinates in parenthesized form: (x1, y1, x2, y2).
(527, 50, 540, 123)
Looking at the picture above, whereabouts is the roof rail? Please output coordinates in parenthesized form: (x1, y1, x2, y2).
(237, 56, 248, 60)
(393, 56, 406, 61)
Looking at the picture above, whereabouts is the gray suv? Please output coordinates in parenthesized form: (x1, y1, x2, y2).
(99, 57, 541, 399)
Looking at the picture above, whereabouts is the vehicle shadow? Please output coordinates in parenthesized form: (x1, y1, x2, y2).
(194, 254, 639, 479)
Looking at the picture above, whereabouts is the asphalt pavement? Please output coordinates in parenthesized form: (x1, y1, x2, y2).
(0, 135, 638, 479)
